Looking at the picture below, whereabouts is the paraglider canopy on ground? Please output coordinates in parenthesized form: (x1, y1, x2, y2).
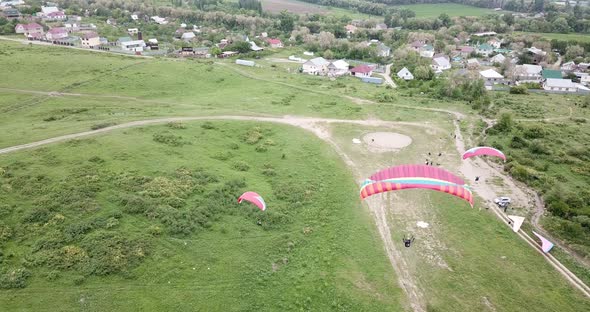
(462, 146, 506, 161)
(238, 191, 267, 211)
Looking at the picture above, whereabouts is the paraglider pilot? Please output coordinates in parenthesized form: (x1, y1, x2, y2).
(402, 235, 415, 248)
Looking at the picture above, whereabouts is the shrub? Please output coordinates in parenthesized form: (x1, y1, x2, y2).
(510, 135, 528, 148)
(88, 156, 105, 164)
(23, 207, 52, 223)
(528, 141, 551, 155)
(0, 268, 31, 289)
(232, 160, 250, 171)
(148, 225, 162, 236)
(80, 231, 149, 276)
(201, 122, 216, 130)
(167, 122, 186, 129)
(90, 122, 116, 130)
(255, 144, 268, 152)
(523, 126, 546, 139)
(0, 224, 12, 242)
(243, 127, 263, 144)
(152, 132, 186, 146)
(509, 85, 528, 94)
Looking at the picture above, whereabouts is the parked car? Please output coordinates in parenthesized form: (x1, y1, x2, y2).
(494, 197, 511, 205)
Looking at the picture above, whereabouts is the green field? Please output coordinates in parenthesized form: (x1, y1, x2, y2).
(0, 122, 404, 310)
(395, 3, 497, 18)
(513, 31, 590, 43)
(1, 39, 590, 310)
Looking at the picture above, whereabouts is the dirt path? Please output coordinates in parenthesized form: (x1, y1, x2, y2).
(453, 119, 590, 298)
(377, 64, 397, 88)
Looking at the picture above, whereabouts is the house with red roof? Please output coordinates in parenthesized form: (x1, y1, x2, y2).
(44, 10, 66, 21)
(46, 27, 68, 41)
(15, 23, 44, 37)
(266, 38, 283, 48)
(459, 46, 474, 57)
(350, 65, 373, 78)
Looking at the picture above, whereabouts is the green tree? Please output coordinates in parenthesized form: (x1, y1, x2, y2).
(414, 65, 434, 80)
(279, 11, 295, 33)
(399, 9, 415, 23)
(438, 13, 451, 27)
(210, 46, 221, 56)
(323, 49, 334, 60)
(552, 17, 570, 33)
(565, 45, 584, 61)
(502, 13, 515, 26)
(495, 112, 514, 133)
(533, 0, 545, 12)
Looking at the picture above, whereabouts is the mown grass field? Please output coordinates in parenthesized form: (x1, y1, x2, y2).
(513, 31, 590, 43)
(0, 121, 404, 311)
(394, 3, 497, 18)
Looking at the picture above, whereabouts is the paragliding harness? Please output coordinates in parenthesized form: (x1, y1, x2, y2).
(402, 235, 415, 248)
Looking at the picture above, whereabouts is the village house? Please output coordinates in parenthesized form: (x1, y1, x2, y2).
(181, 32, 195, 41)
(302, 57, 329, 75)
(327, 60, 349, 77)
(490, 53, 506, 64)
(345, 24, 357, 34)
(431, 56, 451, 72)
(513, 64, 543, 82)
(193, 47, 210, 58)
(420, 45, 434, 58)
(479, 69, 504, 89)
(266, 38, 283, 48)
(459, 46, 475, 58)
(151, 16, 167, 25)
(488, 38, 502, 49)
(476, 43, 494, 57)
(127, 28, 139, 35)
(410, 40, 425, 52)
(2, 7, 20, 19)
(561, 61, 578, 73)
(80, 32, 100, 48)
(542, 69, 562, 80)
(527, 47, 547, 64)
(45, 27, 68, 40)
(0, 0, 24, 6)
(63, 22, 79, 32)
(375, 42, 391, 57)
(543, 78, 578, 92)
(466, 58, 480, 69)
(131, 14, 138, 21)
(397, 67, 414, 80)
(374, 23, 387, 31)
(15, 23, 43, 36)
(120, 39, 146, 52)
(350, 64, 373, 78)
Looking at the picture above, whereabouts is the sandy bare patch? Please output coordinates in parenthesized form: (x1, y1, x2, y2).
(362, 132, 412, 152)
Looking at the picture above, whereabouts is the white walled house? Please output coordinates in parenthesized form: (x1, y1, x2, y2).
(513, 64, 542, 82)
(543, 78, 577, 92)
(397, 67, 414, 80)
(327, 60, 349, 77)
(302, 57, 329, 75)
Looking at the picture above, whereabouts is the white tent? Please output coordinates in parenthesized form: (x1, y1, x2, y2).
(507, 215, 525, 232)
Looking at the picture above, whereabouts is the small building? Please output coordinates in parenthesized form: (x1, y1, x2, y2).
(218, 51, 238, 58)
(420, 45, 434, 58)
(581, 75, 590, 86)
(2, 8, 20, 19)
(131, 14, 138, 21)
(41, 6, 59, 15)
(513, 64, 543, 82)
(410, 40, 425, 52)
(543, 78, 577, 92)
(181, 32, 195, 41)
(345, 24, 357, 34)
(490, 54, 506, 64)
(151, 16, 168, 25)
(541, 69, 562, 80)
(350, 64, 373, 78)
(194, 47, 210, 58)
(63, 22, 79, 32)
(266, 38, 283, 48)
(397, 67, 414, 80)
(44, 10, 66, 21)
(432, 56, 451, 71)
(302, 57, 329, 75)
(327, 60, 349, 77)
(476, 43, 494, 57)
(374, 23, 387, 31)
(488, 38, 502, 49)
(473, 31, 497, 37)
(561, 61, 578, 73)
(459, 46, 474, 57)
(466, 58, 480, 69)
(236, 59, 255, 67)
(527, 47, 547, 64)
(249, 41, 264, 51)
(46, 27, 68, 41)
(121, 39, 146, 52)
(128, 28, 139, 35)
(375, 42, 391, 57)
(479, 69, 504, 88)
(80, 32, 100, 48)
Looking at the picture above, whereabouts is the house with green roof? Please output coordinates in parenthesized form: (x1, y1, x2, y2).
(477, 43, 494, 57)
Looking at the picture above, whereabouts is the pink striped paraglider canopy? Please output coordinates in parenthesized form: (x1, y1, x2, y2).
(238, 191, 267, 211)
(462, 146, 506, 161)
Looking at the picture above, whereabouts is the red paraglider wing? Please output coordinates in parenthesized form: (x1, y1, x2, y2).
(369, 164, 465, 185)
(238, 191, 267, 211)
(462, 146, 506, 161)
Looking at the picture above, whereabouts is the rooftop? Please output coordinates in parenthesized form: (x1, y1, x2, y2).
(545, 78, 576, 88)
(542, 69, 562, 79)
